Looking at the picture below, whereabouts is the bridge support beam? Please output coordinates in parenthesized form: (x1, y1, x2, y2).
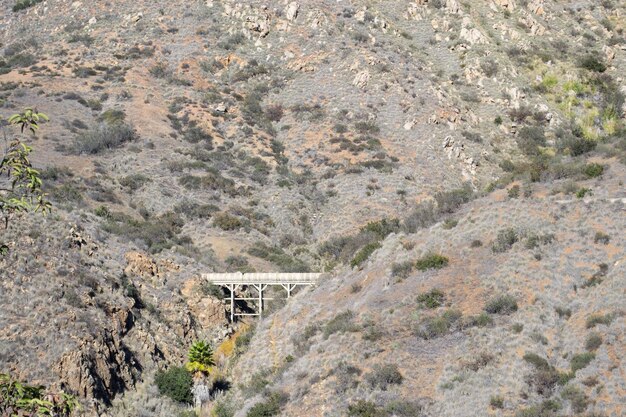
(205, 273, 322, 322)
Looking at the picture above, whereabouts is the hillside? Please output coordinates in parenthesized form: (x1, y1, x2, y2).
(0, 0, 624, 416)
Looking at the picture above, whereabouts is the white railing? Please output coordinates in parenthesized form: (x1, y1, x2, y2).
(203, 272, 322, 285)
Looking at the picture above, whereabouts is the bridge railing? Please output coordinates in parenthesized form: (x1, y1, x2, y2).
(203, 272, 322, 285)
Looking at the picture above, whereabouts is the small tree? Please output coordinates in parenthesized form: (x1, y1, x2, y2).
(1, 108, 51, 255)
(185, 340, 215, 375)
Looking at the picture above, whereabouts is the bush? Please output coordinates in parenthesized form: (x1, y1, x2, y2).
(561, 385, 589, 413)
(593, 231, 610, 244)
(585, 333, 602, 351)
(13, 0, 43, 12)
(391, 261, 414, 278)
(415, 254, 448, 271)
(72, 122, 136, 154)
(570, 352, 595, 373)
(490, 396, 505, 409)
(434, 184, 473, 214)
(416, 289, 445, 308)
(384, 400, 423, 416)
(584, 163, 604, 178)
(350, 242, 381, 268)
(580, 54, 607, 72)
(246, 392, 288, 417)
(324, 311, 359, 339)
(365, 364, 403, 390)
(586, 313, 614, 328)
(485, 295, 518, 315)
(119, 174, 151, 191)
(492, 228, 518, 253)
(155, 366, 193, 404)
(186, 341, 214, 375)
(415, 309, 462, 339)
(348, 400, 386, 417)
(213, 212, 243, 231)
(517, 126, 546, 156)
(402, 201, 437, 233)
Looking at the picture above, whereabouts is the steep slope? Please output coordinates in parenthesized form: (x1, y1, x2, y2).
(0, 0, 624, 415)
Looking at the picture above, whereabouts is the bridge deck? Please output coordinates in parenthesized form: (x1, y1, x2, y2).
(203, 272, 322, 285)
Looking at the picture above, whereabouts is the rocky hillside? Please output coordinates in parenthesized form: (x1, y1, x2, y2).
(0, 0, 624, 416)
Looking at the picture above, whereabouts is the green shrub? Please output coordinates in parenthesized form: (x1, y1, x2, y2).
(570, 352, 595, 373)
(415, 309, 462, 339)
(434, 183, 473, 213)
(391, 261, 414, 278)
(490, 396, 505, 409)
(485, 295, 518, 315)
(584, 163, 604, 178)
(213, 212, 243, 231)
(416, 289, 445, 309)
(384, 400, 423, 416)
(365, 364, 403, 390)
(119, 174, 151, 191)
(415, 254, 449, 271)
(350, 241, 381, 268)
(586, 313, 614, 328)
(324, 311, 359, 339)
(515, 400, 561, 417)
(492, 228, 519, 253)
(213, 400, 236, 417)
(585, 333, 602, 351)
(247, 242, 309, 272)
(402, 201, 437, 233)
(13, 0, 43, 12)
(348, 400, 386, 417)
(508, 185, 520, 199)
(361, 218, 400, 239)
(464, 312, 494, 328)
(72, 122, 136, 154)
(593, 231, 610, 244)
(246, 392, 288, 417)
(580, 54, 607, 72)
(155, 366, 193, 404)
(561, 385, 589, 413)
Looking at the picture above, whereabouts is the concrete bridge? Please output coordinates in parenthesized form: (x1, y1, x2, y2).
(203, 272, 322, 321)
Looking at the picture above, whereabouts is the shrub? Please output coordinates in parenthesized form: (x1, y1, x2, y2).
(561, 385, 589, 413)
(385, 400, 423, 416)
(517, 126, 546, 156)
(247, 242, 309, 272)
(522, 353, 561, 395)
(463, 312, 494, 328)
(485, 295, 518, 315)
(490, 396, 505, 409)
(348, 400, 386, 417)
(470, 239, 483, 248)
(391, 261, 414, 278)
(13, 0, 43, 12)
(593, 231, 610, 244)
(492, 228, 518, 253)
(213, 212, 243, 231)
(508, 185, 520, 199)
(416, 289, 445, 308)
(580, 54, 607, 72)
(119, 174, 151, 191)
(434, 184, 473, 214)
(155, 366, 193, 404)
(323, 311, 359, 339)
(365, 364, 403, 390)
(350, 242, 381, 268)
(72, 122, 136, 154)
(361, 218, 400, 239)
(585, 333, 602, 351)
(570, 352, 595, 373)
(246, 392, 288, 417)
(586, 313, 614, 328)
(402, 201, 437, 233)
(415, 254, 449, 271)
(332, 361, 362, 393)
(584, 163, 604, 178)
(415, 309, 462, 339)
